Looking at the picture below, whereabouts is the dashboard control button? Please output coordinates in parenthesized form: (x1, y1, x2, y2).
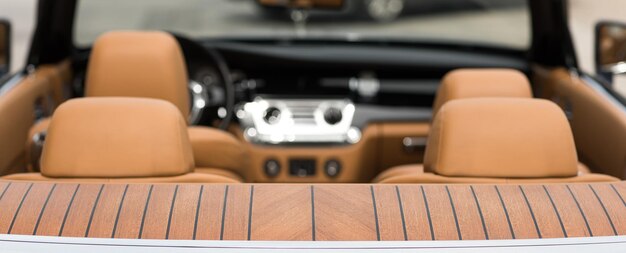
(264, 159, 281, 177)
(325, 160, 341, 177)
(263, 107, 281, 124)
(323, 107, 343, 125)
(289, 159, 316, 177)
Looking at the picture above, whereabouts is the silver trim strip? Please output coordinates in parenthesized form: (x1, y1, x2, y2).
(0, 234, 624, 252)
(239, 97, 359, 145)
(602, 62, 626, 75)
(188, 80, 208, 125)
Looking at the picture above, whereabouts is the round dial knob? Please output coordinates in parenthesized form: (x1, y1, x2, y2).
(264, 159, 281, 178)
(323, 107, 343, 125)
(263, 107, 281, 124)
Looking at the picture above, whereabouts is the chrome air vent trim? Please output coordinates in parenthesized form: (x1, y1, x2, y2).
(239, 97, 359, 145)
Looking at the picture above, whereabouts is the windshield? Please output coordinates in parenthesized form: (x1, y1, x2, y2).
(74, 0, 530, 49)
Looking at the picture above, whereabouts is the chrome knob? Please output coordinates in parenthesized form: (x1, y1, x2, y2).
(323, 107, 343, 125)
(263, 107, 281, 124)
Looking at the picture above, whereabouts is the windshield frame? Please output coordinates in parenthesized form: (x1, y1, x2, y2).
(71, 0, 533, 51)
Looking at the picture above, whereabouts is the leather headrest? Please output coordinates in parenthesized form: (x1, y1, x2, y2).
(424, 98, 579, 178)
(85, 31, 190, 117)
(432, 69, 532, 116)
(41, 98, 194, 178)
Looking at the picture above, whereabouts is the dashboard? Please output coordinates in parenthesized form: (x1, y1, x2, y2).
(183, 40, 527, 137)
(76, 37, 527, 182)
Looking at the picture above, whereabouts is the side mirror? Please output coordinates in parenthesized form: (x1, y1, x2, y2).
(0, 19, 10, 77)
(595, 22, 626, 82)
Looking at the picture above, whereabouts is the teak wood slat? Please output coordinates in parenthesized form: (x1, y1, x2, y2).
(1, 180, 626, 241)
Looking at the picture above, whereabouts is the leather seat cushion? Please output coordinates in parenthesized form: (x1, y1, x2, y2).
(377, 172, 618, 184)
(372, 164, 424, 183)
(373, 163, 593, 183)
(188, 126, 248, 176)
(195, 168, 244, 182)
(3, 172, 239, 183)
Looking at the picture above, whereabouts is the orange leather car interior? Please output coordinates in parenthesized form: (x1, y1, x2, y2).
(4, 97, 238, 183)
(533, 66, 626, 179)
(379, 98, 618, 183)
(431, 68, 533, 116)
(188, 126, 247, 181)
(0, 61, 72, 175)
(374, 68, 534, 182)
(225, 121, 428, 183)
(25, 31, 246, 179)
(85, 31, 190, 116)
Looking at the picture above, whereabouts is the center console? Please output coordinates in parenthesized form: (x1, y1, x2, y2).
(235, 96, 429, 183)
(236, 97, 363, 180)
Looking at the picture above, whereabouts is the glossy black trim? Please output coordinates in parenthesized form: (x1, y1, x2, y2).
(0, 19, 11, 76)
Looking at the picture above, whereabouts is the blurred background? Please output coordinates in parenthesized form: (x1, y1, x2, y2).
(0, 0, 624, 75)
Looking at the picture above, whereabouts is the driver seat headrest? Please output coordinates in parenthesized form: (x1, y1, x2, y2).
(41, 97, 195, 178)
(432, 69, 533, 116)
(85, 31, 190, 117)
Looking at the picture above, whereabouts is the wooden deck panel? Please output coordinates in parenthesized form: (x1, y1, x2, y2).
(0, 181, 625, 241)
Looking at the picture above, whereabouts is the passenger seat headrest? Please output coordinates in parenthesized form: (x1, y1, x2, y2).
(85, 31, 190, 117)
(424, 98, 579, 178)
(41, 98, 195, 178)
(432, 69, 532, 116)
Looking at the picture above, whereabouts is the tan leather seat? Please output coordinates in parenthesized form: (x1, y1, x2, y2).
(378, 98, 618, 184)
(6, 98, 238, 183)
(431, 68, 532, 116)
(27, 31, 246, 180)
(374, 68, 534, 182)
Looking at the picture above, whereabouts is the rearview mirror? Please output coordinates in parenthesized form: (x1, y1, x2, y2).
(595, 22, 626, 81)
(0, 19, 10, 77)
(257, 0, 345, 10)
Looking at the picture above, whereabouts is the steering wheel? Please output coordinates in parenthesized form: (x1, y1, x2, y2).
(173, 34, 235, 130)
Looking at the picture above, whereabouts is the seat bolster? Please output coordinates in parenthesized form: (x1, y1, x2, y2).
(378, 173, 619, 184)
(372, 164, 423, 183)
(188, 126, 248, 176)
(373, 162, 593, 183)
(379, 173, 505, 184)
(3, 172, 240, 183)
(195, 168, 244, 182)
